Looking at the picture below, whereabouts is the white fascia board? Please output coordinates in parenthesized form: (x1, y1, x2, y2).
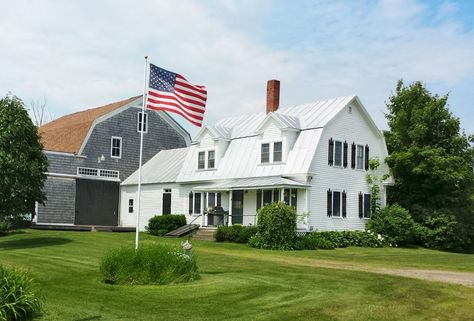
(254, 113, 286, 134)
(78, 97, 142, 155)
(44, 150, 87, 158)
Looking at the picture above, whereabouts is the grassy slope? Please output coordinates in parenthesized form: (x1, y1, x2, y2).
(0, 229, 473, 321)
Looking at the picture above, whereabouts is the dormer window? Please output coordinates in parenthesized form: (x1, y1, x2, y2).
(261, 141, 283, 164)
(261, 143, 270, 163)
(198, 152, 205, 169)
(208, 150, 215, 169)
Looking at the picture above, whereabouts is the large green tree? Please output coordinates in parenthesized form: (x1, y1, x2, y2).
(0, 94, 48, 227)
(384, 80, 474, 250)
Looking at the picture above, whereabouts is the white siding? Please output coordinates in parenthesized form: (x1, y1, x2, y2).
(308, 102, 388, 231)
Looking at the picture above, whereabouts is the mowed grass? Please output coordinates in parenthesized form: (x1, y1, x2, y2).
(0, 229, 473, 321)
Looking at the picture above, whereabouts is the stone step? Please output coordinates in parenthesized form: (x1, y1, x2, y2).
(193, 228, 216, 241)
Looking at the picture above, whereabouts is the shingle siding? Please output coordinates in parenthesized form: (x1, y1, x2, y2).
(37, 176, 76, 224)
(45, 153, 85, 175)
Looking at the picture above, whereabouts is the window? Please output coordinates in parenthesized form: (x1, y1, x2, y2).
(263, 190, 272, 205)
(273, 142, 282, 162)
(283, 188, 298, 211)
(128, 199, 134, 213)
(198, 151, 205, 169)
(357, 145, 364, 169)
(208, 150, 215, 169)
(256, 188, 286, 209)
(111, 136, 122, 158)
(359, 192, 371, 218)
(257, 190, 262, 210)
(261, 143, 270, 163)
(327, 189, 347, 218)
(189, 192, 203, 215)
(207, 192, 221, 207)
(137, 111, 148, 133)
(334, 141, 342, 166)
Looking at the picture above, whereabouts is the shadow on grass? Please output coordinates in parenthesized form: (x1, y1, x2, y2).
(0, 237, 72, 250)
(74, 316, 102, 321)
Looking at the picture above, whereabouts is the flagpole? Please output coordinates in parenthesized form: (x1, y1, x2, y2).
(135, 55, 148, 250)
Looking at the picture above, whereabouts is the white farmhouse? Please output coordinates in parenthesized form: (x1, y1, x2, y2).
(120, 80, 391, 231)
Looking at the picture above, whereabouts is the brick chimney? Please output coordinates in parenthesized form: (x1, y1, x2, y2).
(266, 79, 280, 114)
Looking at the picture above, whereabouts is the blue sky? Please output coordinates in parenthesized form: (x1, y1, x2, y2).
(1, 0, 473, 137)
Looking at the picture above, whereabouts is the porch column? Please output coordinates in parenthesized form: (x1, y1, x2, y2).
(228, 191, 232, 226)
(305, 188, 310, 231)
(200, 192, 205, 226)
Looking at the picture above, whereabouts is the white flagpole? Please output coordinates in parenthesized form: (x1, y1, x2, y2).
(135, 56, 149, 250)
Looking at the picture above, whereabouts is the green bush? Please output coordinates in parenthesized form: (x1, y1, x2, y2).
(294, 233, 335, 250)
(367, 204, 416, 246)
(0, 220, 12, 236)
(417, 214, 466, 252)
(146, 214, 187, 236)
(249, 203, 297, 250)
(0, 265, 42, 321)
(297, 230, 388, 249)
(100, 244, 199, 285)
(214, 225, 257, 243)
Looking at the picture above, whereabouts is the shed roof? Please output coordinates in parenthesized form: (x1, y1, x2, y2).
(122, 147, 189, 186)
(192, 176, 309, 191)
(39, 96, 141, 153)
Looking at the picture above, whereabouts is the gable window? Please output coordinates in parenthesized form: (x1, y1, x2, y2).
(207, 150, 215, 169)
(356, 145, 364, 169)
(137, 111, 148, 133)
(261, 143, 270, 163)
(334, 141, 342, 166)
(273, 142, 282, 162)
(128, 199, 134, 213)
(198, 151, 205, 169)
(111, 136, 122, 158)
(327, 189, 347, 218)
(359, 192, 371, 218)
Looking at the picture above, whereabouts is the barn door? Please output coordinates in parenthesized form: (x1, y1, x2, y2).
(75, 179, 119, 226)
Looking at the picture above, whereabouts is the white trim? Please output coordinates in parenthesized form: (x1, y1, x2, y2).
(44, 150, 87, 158)
(46, 171, 120, 182)
(260, 140, 285, 164)
(34, 222, 75, 226)
(137, 111, 148, 133)
(110, 136, 122, 159)
(46, 172, 78, 179)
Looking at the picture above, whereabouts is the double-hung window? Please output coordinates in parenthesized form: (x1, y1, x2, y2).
(137, 111, 148, 133)
(189, 192, 202, 214)
(327, 189, 347, 218)
(334, 141, 342, 166)
(207, 150, 215, 169)
(198, 152, 205, 169)
(261, 143, 270, 163)
(128, 199, 134, 213)
(261, 141, 283, 164)
(359, 193, 371, 218)
(356, 145, 364, 169)
(111, 136, 122, 158)
(273, 142, 282, 162)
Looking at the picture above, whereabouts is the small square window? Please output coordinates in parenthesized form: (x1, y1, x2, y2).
(261, 143, 270, 163)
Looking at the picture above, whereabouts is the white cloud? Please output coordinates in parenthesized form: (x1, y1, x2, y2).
(0, 0, 473, 136)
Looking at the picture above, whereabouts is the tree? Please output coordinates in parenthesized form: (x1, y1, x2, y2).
(29, 96, 54, 127)
(0, 94, 48, 228)
(384, 80, 474, 251)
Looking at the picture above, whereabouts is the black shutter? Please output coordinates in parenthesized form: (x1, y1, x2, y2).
(328, 138, 334, 166)
(327, 189, 332, 217)
(351, 142, 356, 169)
(365, 144, 370, 170)
(342, 190, 347, 218)
(358, 192, 363, 218)
(343, 141, 348, 168)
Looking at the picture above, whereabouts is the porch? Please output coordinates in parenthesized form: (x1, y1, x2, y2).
(189, 177, 310, 228)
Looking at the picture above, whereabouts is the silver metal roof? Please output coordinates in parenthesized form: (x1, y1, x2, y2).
(121, 147, 189, 186)
(192, 176, 309, 191)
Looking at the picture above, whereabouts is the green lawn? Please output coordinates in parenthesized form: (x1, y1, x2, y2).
(1, 229, 473, 321)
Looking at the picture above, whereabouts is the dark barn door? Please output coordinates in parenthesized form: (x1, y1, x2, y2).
(75, 179, 119, 226)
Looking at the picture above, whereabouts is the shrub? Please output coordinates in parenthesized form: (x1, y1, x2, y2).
(214, 225, 257, 243)
(294, 233, 335, 250)
(249, 203, 297, 250)
(146, 215, 187, 236)
(417, 214, 466, 252)
(100, 244, 199, 285)
(0, 265, 42, 321)
(367, 204, 416, 246)
(298, 230, 388, 249)
(0, 220, 12, 236)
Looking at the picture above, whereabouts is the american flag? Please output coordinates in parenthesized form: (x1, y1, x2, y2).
(146, 64, 207, 127)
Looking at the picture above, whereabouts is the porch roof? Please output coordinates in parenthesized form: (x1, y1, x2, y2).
(192, 176, 309, 191)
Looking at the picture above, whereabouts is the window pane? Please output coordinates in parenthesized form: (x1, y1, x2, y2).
(263, 190, 272, 205)
(208, 192, 216, 207)
(273, 142, 282, 162)
(357, 145, 364, 169)
(291, 189, 297, 211)
(334, 141, 342, 166)
(273, 189, 280, 202)
(283, 188, 290, 205)
(143, 113, 147, 132)
(208, 150, 215, 168)
(333, 191, 341, 216)
(261, 143, 270, 163)
(188, 192, 193, 214)
(198, 152, 205, 169)
(128, 199, 134, 213)
(194, 193, 201, 214)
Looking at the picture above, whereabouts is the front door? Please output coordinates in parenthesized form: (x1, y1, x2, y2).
(232, 190, 244, 225)
(75, 178, 119, 226)
(162, 190, 172, 215)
